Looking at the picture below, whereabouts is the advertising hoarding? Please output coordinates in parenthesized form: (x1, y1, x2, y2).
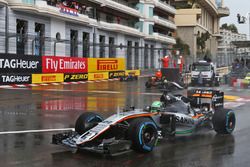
(42, 56, 88, 73)
(108, 71, 125, 79)
(125, 70, 140, 76)
(88, 58, 125, 73)
(32, 73, 64, 83)
(0, 74, 32, 85)
(88, 72, 109, 81)
(64, 73, 88, 82)
(0, 54, 42, 73)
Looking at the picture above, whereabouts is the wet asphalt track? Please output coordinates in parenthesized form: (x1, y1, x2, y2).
(0, 78, 250, 167)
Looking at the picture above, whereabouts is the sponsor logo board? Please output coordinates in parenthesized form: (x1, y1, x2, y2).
(42, 56, 88, 73)
(88, 72, 108, 81)
(64, 73, 88, 82)
(125, 70, 140, 76)
(0, 54, 42, 73)
(0, 74, 31, 85)
(109, 71, 125, 79)
(32, 73, 64, 83)
(88, 58, 125, 72)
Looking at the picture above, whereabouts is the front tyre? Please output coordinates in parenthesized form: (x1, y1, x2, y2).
(128, 118, 158, 153)
(75, 112, 103, 135)
(212, 109, 236, 134)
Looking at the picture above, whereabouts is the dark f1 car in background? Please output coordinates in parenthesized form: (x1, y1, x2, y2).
(145, 68, 185, 90)
(120, 71, 138, 81)
(52, 88, 236, 156)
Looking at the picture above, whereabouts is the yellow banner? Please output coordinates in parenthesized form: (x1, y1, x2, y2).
(88, 72, 109, 81)
(32, 73, 64, 83)
(88, 58, 125, 73)
(125, 70, 140, 76)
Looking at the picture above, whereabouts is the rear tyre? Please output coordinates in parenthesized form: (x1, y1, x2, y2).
(212, 109, 236, 134)
(75, 112, 103, 135)
(128, 118, 158, 153)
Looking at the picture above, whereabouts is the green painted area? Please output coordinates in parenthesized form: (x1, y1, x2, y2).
(175, 128, 194, 135)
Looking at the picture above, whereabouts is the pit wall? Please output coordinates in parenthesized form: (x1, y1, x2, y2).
(0, 54, 140, 85)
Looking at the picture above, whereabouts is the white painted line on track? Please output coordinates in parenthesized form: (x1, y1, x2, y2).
(140, 92, 162, 95)
(224, 102, 245, 108)
(46, 89, 73, 92)
(6, 87, 28, 90)
(236, 98, 250, 102)
(89, 90, 120, 94)
(0, 128, 74, 135)
(79, 81, 86, 84)
(2, 86, 163, 96)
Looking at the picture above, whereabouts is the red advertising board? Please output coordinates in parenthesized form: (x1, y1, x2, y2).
(42, 56, 88, 73)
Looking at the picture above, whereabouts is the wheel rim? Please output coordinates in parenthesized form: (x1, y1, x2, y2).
(226, 112, 235, 132)
(141, 125, 156, 145)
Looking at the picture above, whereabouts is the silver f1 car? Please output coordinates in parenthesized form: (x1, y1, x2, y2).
(52, 88, 236, 156)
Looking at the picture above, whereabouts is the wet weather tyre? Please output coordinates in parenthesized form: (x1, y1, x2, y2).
(75, 112, 104, 135)
(128, 118, 158, 153)
(212, 108, 236, 134)
(145, 82, 151, 88)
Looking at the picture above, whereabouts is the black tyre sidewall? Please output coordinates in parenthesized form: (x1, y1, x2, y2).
(128, 118, 158, 153)
(75, 112, 103, 135)
(212, 109, 236, 134)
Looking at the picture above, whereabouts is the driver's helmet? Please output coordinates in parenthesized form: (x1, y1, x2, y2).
(155, 70, 162, 79)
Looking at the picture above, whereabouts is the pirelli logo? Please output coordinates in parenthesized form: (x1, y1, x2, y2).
(94, 74, 104, 79)
(42, 76, 56, 82)
(97, 60, 118, 70)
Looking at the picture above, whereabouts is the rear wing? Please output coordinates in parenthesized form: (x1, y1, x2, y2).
(187, 88, 224, 109)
